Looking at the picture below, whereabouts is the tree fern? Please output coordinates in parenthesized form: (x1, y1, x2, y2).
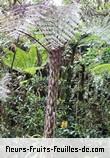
(0, 0, 81, 138)
(1, 0, 110, 137)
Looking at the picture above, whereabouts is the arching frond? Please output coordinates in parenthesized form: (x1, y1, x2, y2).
(1, 1, 110, 49)
(0, 1, 80, 50)
(81, 5, 110, 44)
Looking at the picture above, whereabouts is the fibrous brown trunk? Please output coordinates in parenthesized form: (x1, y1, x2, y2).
(44, 48, 62, 138)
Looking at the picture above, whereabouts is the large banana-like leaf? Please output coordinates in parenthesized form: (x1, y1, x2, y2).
(3, 45, 48, 74)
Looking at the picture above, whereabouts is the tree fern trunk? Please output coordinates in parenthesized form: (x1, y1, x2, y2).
(44, 48, 62, 138)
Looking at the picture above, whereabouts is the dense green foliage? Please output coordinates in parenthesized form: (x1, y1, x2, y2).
(1, 37, 110, 137)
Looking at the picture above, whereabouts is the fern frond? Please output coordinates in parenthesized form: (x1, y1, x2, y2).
(0, 73, 11, 101)
(2, 1, 110, 49)
(81, 3, 110, 44)
(0, 1, 80, 50)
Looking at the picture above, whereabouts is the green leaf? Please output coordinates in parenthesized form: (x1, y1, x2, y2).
(79, 34, 105, 47)
(4, 46, 37, 74)
(91, 64, 110, 75)
(41, 50, 48, 66)
(24, 67, 37, 75)
(3, 45, 48, 75)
